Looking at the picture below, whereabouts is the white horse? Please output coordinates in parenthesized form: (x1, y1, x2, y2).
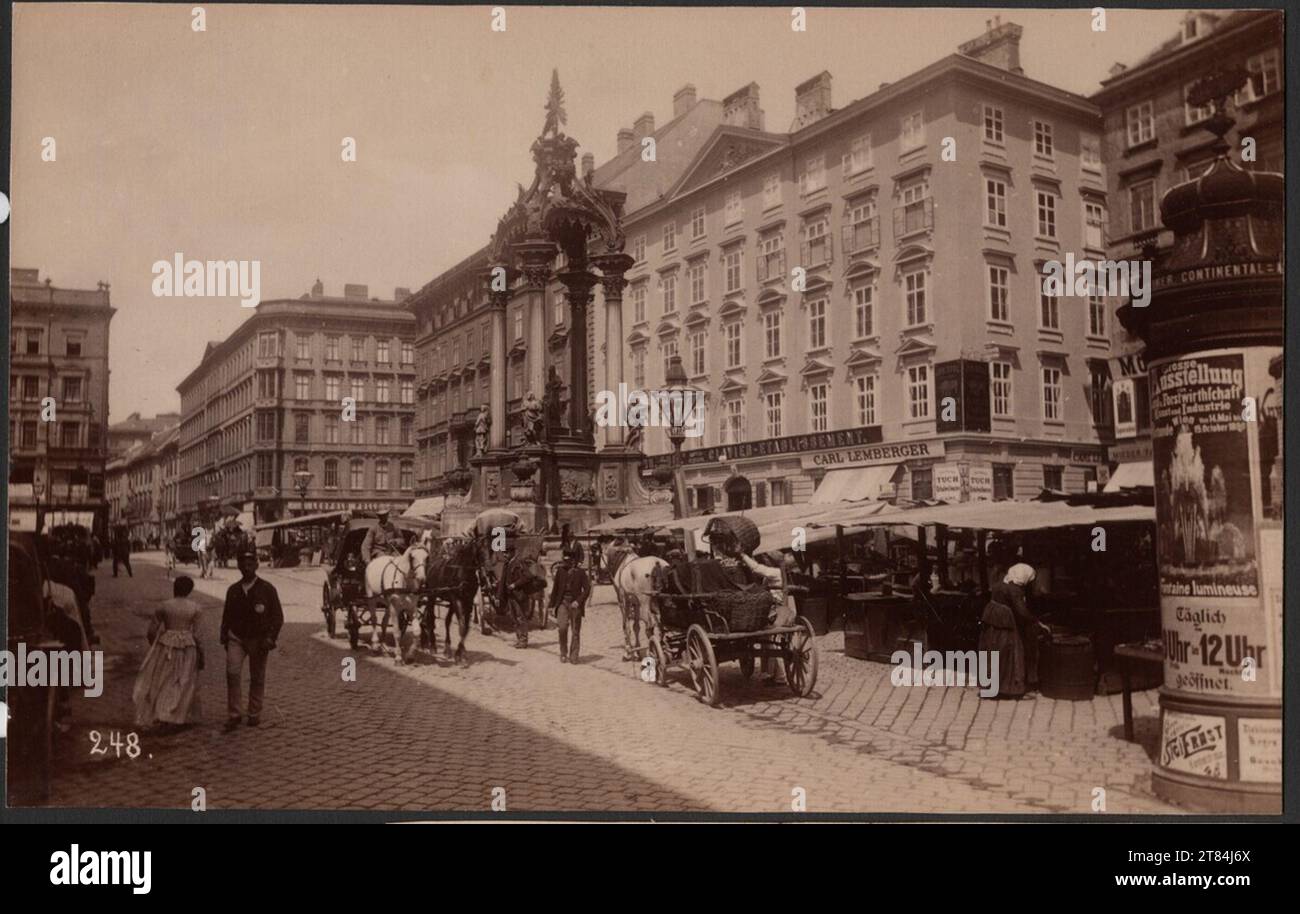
(364, 542, 430, 663)
(610, 552, 669, 661)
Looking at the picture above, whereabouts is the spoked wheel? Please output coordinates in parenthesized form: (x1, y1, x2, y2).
(322, 584, 337, 638)
(347, 606, 361, 650)
(686, 624, 720, 707)
(784, 615, 819, 697)
(648, 637, 668, 687)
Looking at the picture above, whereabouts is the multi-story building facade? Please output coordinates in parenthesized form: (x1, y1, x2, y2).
(1091, 9, 1283, 482)
(8, 267, 115, 535)
(106, 421, 180, 543)
(615, 19, 1114, 510)
(107, 410, 180, 458)
(176, 281, 416, 525)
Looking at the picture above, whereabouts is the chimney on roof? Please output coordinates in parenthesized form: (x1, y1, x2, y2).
(344, 283, 369, 300)
(634, 111, 655, 138)
(1109, 62, 1128, 78)
(722, 82, 764, 131)
(581, 152, 595, 179)
(957, 16, 1024, 75)
(673, 83, 697, 118)
(617, 127, 635, 155)
(394, 287, 411, 301)
(792, 71, 833, 130)
(311, 278, 324, 297)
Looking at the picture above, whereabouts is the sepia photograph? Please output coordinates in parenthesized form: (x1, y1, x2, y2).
(2, 0, 1288, 837)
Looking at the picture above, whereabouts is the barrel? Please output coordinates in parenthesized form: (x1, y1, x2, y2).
(1039, 634, 1096, 701)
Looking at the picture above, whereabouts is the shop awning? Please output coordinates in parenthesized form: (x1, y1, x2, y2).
(402, 496, 445, 518)
(589, 503, 675, 533)
(834, 499, 1155, 534)
(1104, 461, 1154, 492)
(810, 465, 900, 504)
(255, 510, 348, 531)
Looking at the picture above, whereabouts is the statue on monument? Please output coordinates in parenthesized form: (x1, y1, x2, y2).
(522, 392, 544, 445)
(473, 404, 491, 456)
(544, 366, 565, 434)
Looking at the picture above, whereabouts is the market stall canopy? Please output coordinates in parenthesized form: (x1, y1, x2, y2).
(403, 496, 445, 518)
(810, 465, 901, 504)
(589, 503, 674, 532)
(255, 510, 348, 531)
(830, 499, 1155, 534)
(1104, 461, 1155, 493)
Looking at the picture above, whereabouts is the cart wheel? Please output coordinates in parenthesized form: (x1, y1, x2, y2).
(739, 653, 756, 680)
(347, 607, 361, 650)
(784, 615, 819, 698)
(686, 624, 720, 707)
(649, 637, 668, 687)
(322, 584, 337, 638)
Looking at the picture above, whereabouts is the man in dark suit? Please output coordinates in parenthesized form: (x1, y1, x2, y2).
(221, 549, 284, 730)
(549, 544, 591, 664)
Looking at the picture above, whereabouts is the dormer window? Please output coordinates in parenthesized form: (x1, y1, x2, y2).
(1183, 17, 1198, 42)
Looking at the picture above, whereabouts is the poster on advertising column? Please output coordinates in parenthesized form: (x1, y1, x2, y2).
(1150, 350, 1281, 700)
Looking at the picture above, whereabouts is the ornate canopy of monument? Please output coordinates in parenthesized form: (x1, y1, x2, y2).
(445, 71, 651, 535)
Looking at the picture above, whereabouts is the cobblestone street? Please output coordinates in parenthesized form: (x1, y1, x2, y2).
(31, 553, 1182, 814)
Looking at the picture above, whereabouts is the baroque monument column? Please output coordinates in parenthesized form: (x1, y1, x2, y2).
(484, 262, 513, 451)
(558, 267, 598, 442)
(515, 238, 558, 409)
(592, 251, 635, 449)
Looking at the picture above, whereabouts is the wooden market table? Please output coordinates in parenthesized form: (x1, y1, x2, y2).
(1112, 641, 1163, 741)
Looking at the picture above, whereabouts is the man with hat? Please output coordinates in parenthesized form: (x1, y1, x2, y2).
(361, 509, 402, 561)
(221, 549, 284, 730)
(549, 542, 592, 663)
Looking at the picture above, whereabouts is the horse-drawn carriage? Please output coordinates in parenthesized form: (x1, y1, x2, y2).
(321, 514, 429, 653)
(639, 515, 819, 706)
(467, 509, 547, 634)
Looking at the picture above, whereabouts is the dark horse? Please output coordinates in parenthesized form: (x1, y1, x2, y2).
(421, 537, 481, 665)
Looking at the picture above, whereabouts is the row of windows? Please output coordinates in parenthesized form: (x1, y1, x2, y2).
(283, 374, 417, 404)
(259, 330, 414, 365)
(285, 456, 414, 491)
(262, 412, 415, 446)
(12, 420, 88, 449)
(10, 374, 85, 402)
(10, 327, 86, 357)
(1124, 49, 1280, 148)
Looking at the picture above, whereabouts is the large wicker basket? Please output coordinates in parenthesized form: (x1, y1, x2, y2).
(703, 515, 761, 555)
(709, 588, 776, 632)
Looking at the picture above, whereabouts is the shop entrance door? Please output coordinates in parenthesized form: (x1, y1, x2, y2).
(724, 475, 753, 511)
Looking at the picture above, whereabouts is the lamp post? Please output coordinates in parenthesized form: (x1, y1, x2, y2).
(293, 470, 314, 517)
(661, 355, 694, 520)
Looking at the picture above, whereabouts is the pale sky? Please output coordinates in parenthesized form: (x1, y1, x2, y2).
(11, 3, 1195, 422)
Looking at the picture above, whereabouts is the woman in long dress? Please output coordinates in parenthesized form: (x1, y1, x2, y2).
(978, 563, 1047, 700)
(133, 576, 203, 731)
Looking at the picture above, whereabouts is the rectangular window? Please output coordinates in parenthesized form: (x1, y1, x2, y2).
(688, 261, 707, 305)
(325, 336, 340, 360)
(990, 464, 1013, 500)
(1088, 293, 1107, 337)
(985, 178, 1007, 227)
(65, 337, 83, 357)
(990, 362, 1013, 417)
(632, 349, 646, 388)
(983, 105, 1004, 143)
(895, 178, 933, 237)
(1033, 120, 1054, 158)
(803, 218, 831, 267)
(1043, 464, 1064, 491)
(660, 273, 677, 313)
(1129, 180, 1156, 233)
(325, 415, 339, 444)
(400, 461, 413, 491)
(1240, 49, 1281, 103)
(632, 282, 647, 323)
(843, 199, 879, 253)
(765, 390, 783, 438)
(256, 411, 276, 441)
(62, 376, 83, 402)
(351, 416, 366, 445)
(21, 421, 38, 448)
(900, 111, 924, 151)
(22, 376, 39, 400)
(295, 373, 311, 400)
(911, 468, 933, 501)
(324, 460, 338, 489)
(853, 284, 874, 338)
(632, 235, 646, 263)
(757, 234, 786, 282)
(690, 206, 706, 239)
(800, 155, 826, 196)
(762, 174, 781, 210)
(401, 379, 414, 404)
(1126, 101, 1155, 147)
(1080, 134, 1102, 172)
(376, 379, 390, 403)
(325, 375, 341, 401)
(722, 398, 745, 445)
(1036, 190, 1058, 238)
(907, 364, 931, 419)
(513, 308, 524, 341)
(352, 337, 366, 362)
(854, 374, 877, 426)
(723, 249, 743, 294)
(296, 335, 311, 360)
(988, 265, 1010, 322)
(350, 461, 365, 490)
(60, 422, 80, 448)
(350, 378, 365, 403)
(401, 418, 413, 446)
(904, 270, 928, 327)
(1040, 276, 1060, 330)
(724, 191, 743, 226)
(763, 311, 782, 359)
(376, 417, 390, 445)
(689, 330, 707, 376)
(1042, 367, 1063, 421)
(662, 221, 677, 253)
(809, 384, 829, 432)
(662, 339, 679, 378)
(808, 297, 827, 349)
(294, 412, 309, 443)
(401, 341, 414, 365)
(843, 134, 872, 175)
(1084, 201, 1106, 249)
(725, 322, 743, 368)
(257, 454, 275, 488)
(1184, 82, 1214, 125)
(377, 340, 390, 365)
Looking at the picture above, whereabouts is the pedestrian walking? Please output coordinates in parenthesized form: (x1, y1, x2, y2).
(112, 529, 133, 578)
(977, 563, 1049, 700)
(220, 549, 284, 731)
(133, 576, 203, 732)
(549, 544, 591, 664)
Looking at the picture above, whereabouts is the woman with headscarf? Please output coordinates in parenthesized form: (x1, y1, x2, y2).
(978, 563, 1048, 699)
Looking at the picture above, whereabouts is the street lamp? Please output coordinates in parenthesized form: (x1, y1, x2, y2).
(293, 469, 314, 516)
(661, 355, 695, 520)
